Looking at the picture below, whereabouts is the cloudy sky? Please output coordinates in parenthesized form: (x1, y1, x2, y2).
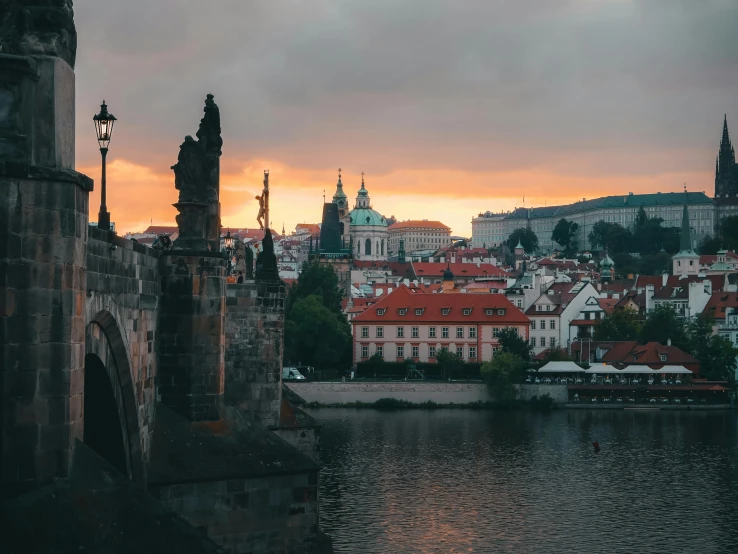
(74, 0, 738, 236)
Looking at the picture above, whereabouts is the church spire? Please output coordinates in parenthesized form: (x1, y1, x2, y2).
(679, 186, 694, 254)
(716, 114, 738, 197)
(332, 167, 347, 206)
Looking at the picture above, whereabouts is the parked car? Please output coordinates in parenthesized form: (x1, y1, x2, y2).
(282, 367, 306, 381)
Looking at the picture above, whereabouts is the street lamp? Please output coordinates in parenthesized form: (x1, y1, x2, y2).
(224, 229, 234, 273)
(93, 101, 117, 230)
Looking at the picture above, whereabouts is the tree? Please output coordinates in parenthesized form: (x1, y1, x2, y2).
(611, 253, 638, 277)
(719, 216, 738, 251)
(480, 352, 524, 403)
(687, 316, 738, 381)
(540, 347, 572, 363)
(435, 347, 464, 380)
(699, 235, 721, 255)
(284, 295, 352, 369)
(497, 327, 533, 362)
(660, 227, 681, 254)
(507, 228, 538, 253)
(588, 221, 632, 253)
(594, 309, 641, 341)
(287, 261, 344, 316)
(552, 218, 579, 254)
(639, 304, 688, 350)
(637, 252, 671, 276)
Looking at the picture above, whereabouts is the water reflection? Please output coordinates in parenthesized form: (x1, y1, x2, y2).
(312, 409, 738, 554)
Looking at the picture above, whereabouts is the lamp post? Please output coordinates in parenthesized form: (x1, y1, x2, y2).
(93, 101, 117, 230)
(224, 229, 234, 274)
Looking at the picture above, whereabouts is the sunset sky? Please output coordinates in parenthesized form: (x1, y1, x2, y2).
(74, 0, 738, 237)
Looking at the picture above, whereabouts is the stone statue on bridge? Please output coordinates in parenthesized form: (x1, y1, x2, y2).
(0, 0, 78, 69)
(171, 94, 223, 250)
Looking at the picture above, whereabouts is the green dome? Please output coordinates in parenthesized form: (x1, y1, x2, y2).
(349, 207, 387, 227)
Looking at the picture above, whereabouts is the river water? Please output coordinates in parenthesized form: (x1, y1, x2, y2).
(309, 408, 738, 554)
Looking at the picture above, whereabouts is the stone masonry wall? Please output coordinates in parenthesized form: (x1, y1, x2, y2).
(85, 225, 160, 480)
(158, 253, 227, 422)
(150, 471, 319, 553)
(224, 281, 284, 427)
(0, 164, 91, 499)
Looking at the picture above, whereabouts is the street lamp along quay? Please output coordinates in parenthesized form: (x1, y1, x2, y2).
(93, 101, 117, 231)
(224, 229, 234, 274)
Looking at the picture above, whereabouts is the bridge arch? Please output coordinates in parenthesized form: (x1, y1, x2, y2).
(85, 309, 145, 483)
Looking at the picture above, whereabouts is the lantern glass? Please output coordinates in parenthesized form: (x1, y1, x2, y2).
(93, 101, 117, 150)
(224, 231, 234, 250)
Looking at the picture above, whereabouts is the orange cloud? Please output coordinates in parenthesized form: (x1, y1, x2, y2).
(80, 157, 712, 238)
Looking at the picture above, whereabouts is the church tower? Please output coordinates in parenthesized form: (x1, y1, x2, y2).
(715, 115, 738, 198)
(672, 188, 700, 277)
(332, 168, 350, 245)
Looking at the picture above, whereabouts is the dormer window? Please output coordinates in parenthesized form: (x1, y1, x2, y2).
(377, 308, 386, 316)
(497, 309, 506, 316)
(660, 354, 667, 362)
(441, 308, 450, 316)
(485, 309, 494, 316)
(399, 308, 407, 315)
(415, 308, 423, 316)
(463, 308, 472, 316)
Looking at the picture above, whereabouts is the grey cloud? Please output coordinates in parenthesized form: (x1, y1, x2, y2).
(73, 0, 738, 181)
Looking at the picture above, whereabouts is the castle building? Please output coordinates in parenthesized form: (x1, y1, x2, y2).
(387, 220, 452, 257)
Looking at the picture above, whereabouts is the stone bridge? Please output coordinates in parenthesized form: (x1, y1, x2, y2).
(0, 5, 326, 552)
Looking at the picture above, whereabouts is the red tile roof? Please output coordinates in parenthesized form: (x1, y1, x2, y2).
(412, 262, 509, 279)
(352, 260, 416, 280)
(295, 223, 320, 235)
(388, 220, 451, 231)
(665, 274, 724, 292)
(351, 285, 529, 325)
(702, 292, 738, 318)
(142, 225, 178, 235)
(570, 340, 699, 374)
(597, 298, 618, 314)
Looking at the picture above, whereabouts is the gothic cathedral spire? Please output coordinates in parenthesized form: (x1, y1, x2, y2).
(715, 114, 738, 197)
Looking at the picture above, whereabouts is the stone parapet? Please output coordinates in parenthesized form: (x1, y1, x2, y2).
(224, 280, 285, 427)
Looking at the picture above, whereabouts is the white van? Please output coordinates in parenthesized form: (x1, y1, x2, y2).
(282, 367, 306, 381)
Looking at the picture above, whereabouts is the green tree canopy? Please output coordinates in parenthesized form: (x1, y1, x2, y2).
(639, 304, 689, 350)
(719, 216, 738, 251)
(588, 221, 632, 254)
(594, 308, 641, 341)
(507, 228, 539, 254)
(551, 218, 579, 253)
(698, 235, 721, 255)
(480, 352, 524, 403)
(540, 347, 572, 363)
(498, 327, 533, 362)
(687, 316, 738, 381)
(284, 294, 351, 369)
(435, 347, 464, 379)
(287, 261, 344, 316)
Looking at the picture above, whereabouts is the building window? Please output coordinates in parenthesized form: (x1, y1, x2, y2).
(377, 308, 386, 315)
(530, 337, 536, 347)
(516, 300, 522, 308)
(550, 320, 556, 330)
(456, 327, 464, 338)
(361, 327, 369, 338)
(376, 327, 384, 338)
(660, 354, 667, 361)
(412, 346, 419, 358)
(469, 346, 476, 359)
(463, 308, 471, 315)
(442, 308, 450, 315)
(456, 346, 464, 357)
(397, 345, 404, 358)
(397, 327, 404, 338)
(469, 327, 476, 338)
(531, 320, 536, 330)
(540, 337, 546, 347)
(497, 309, 506, 315)
(415, 308, 423, 316)
(485, 308, 493, 315)
(442, 327, 449, 338)
(399, 308, 407, 315)
(493, 327, 500, 337)
(376, 345, 383, 358)
(429, 327, 436, 338)
(429, 346, 436, 358)
(540, 320, 546, 330)
(361, 346, 368, 358)
(412, 326, 419, 338)
(492, 347, 499, 354)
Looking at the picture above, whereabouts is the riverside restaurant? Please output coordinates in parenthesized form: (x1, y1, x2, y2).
(528, 361, 730, 405)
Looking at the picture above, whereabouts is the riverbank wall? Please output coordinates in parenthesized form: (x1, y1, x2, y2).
(287, 382, 569, 405)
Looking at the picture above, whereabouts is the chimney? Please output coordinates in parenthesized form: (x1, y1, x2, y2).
(667, 338, 672, 346)
(662, 272, 668, 287)
(645, 284, 655, 313)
